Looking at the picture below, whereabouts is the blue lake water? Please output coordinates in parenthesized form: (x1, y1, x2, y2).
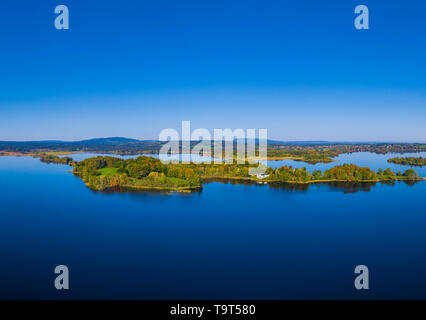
(0, 153, 425, 299)
(264, 151, 426, 175)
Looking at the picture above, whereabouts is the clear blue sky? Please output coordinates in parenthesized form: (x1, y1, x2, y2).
(0, 0, 425, 142)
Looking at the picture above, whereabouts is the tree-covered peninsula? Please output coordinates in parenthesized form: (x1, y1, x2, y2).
(388, 157, 426, 167)
(73, 156, 202, 191)
(60, 155, 423, 192)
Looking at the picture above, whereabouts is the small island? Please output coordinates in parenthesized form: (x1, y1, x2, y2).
(388, 157, 426, 167)
(265, 149, 336, 164)
(42, 155, 424, 192)
(38, 154, 74, 165)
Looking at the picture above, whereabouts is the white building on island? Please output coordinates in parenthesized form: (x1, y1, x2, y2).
(256, 173, 269, 179)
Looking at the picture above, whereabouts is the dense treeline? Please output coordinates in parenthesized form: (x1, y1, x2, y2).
(73, 156, 202, 191)
(70, 156, 422, 192)
(265, 164, 418, 183)
(388, 157, 426, 167)
(38, 154, 74, 165)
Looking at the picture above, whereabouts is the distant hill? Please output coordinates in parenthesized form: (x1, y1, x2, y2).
(267, 140, 330, 145)
(76, 137, 141, 145)
(1, 137, 425, 156)
(0, 137, 162, 154)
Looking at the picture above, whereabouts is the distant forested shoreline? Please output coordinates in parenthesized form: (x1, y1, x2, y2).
(1, 137, 426, 165)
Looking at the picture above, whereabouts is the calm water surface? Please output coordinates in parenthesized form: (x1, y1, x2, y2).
(264, 151, 426, 176)
(0, 153, 425, 299)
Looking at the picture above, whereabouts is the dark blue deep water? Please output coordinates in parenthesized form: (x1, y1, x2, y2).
(1, 154, 426, 299)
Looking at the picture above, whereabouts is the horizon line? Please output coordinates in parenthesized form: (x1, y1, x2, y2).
(1, 137, 426, 145)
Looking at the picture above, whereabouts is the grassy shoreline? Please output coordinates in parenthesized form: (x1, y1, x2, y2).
(0, 151, 83, 157)
(0, 150, 336, 163)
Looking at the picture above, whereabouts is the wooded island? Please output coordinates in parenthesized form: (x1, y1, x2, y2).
(388, 157, 426, 167)
(50, 155, 423, 192)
